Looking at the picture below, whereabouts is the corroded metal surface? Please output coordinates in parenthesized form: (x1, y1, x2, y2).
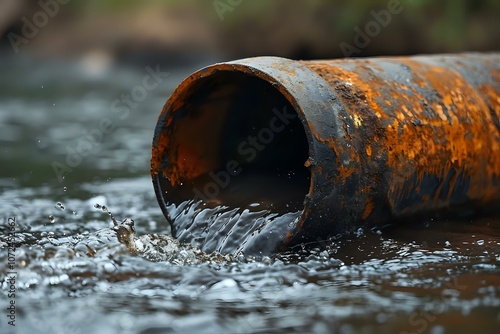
(152, 53, 500, 254)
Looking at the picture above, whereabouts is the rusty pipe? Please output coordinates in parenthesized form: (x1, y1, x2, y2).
(151, 53, 500, 256)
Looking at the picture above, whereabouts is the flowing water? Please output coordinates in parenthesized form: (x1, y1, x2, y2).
(1, 54, 500, 334)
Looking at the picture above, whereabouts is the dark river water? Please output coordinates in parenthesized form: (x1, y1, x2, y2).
(1, 53, 499, 334)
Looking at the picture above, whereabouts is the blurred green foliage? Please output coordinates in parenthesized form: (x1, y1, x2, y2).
(69, 0, 496, 55)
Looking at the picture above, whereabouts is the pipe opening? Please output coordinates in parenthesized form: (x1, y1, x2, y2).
(155, 70, 311, 215)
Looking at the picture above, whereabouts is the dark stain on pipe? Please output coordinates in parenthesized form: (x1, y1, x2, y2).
(151, 53, 500, 255)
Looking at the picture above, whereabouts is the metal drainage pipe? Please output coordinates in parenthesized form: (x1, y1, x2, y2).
(151, 53, 500, 255)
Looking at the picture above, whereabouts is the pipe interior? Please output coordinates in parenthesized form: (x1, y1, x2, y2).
(161, 70, 311, 213)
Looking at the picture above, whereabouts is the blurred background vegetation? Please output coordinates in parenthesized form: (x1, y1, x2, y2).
(0, 0, 499, 65)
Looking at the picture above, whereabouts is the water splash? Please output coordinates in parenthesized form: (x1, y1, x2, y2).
(95, 204, 235, 264)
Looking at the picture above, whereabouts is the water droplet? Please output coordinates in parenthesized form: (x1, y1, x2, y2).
(55, 202, 65, 210)
(48, 215, 55, 224)
(477, 240, 485, 246)
(63, 187, 67, 192)
(94, 203, 119, 226)
(35, 138, 48, 149)
(103, 262, 116, 274)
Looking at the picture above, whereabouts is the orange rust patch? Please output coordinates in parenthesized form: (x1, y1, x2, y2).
(279, 65, 297, 77)
(337, 165, 355, 183)
(362, 200, 374, 220)
(305, 56, 500, 213)
(365, 145, 372, 157)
